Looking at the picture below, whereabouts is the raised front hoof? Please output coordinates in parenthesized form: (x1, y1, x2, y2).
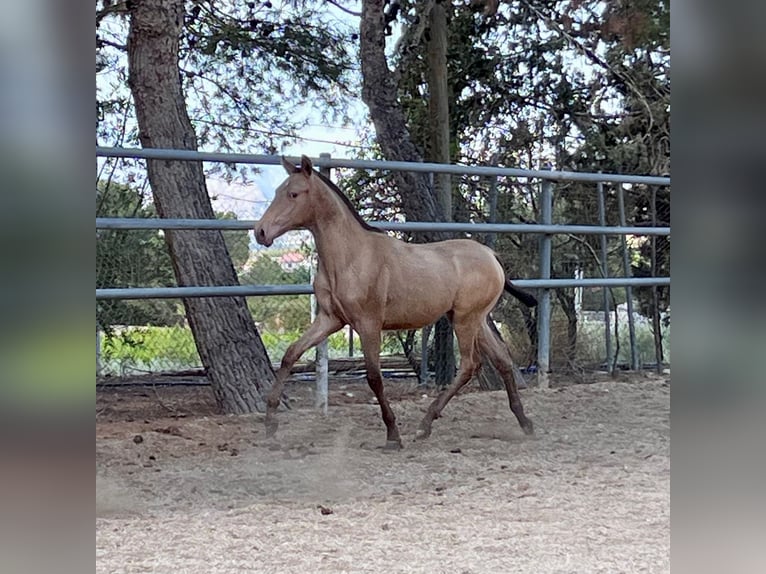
(414, 426, 432, 441)
(383, 439, 403, 452)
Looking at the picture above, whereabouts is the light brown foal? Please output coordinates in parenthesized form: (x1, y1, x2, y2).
(254, 155, 535, 449)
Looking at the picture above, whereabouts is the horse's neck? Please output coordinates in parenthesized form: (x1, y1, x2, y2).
(310, 189, 371, 270)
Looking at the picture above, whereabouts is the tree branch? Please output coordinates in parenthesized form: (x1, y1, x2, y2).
(519, 0, 658, 131)
(359, 0, 447, 240)
(98, 37, 127, 51)
(96, 0, 129, 27)
(392, 0, 434, 84)
(326, 0, 361, 17)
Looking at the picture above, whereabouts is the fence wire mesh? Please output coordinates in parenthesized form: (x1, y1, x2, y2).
(537, 181, 671, 373)
(96, 164, 669, 381)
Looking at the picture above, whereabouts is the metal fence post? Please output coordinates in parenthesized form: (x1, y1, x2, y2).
(597, 181, 613, 373)
(420, 324, 431, 386)
(537, 171, 553, 388)
(486, 153, 499, 250)
(617, 183, 639, 370)
(95, 148, 672, 381)
(314, 153, 331, 413)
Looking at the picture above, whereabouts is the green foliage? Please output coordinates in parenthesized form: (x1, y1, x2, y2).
(97, 1, 356, 174)
(96, 181, 253, 330)
(96, 180, 179, 330)
(241, 252, 312, 333)
(98, 326, 363, 375)
(94, 0, 671, 373)
(575, 314, 670, 367)
(255, 330, 360, 360)
(100, 326, 199, 373)
(348, 0, 671, 367)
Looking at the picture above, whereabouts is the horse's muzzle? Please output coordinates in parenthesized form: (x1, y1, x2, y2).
(253, 223, 273, 247)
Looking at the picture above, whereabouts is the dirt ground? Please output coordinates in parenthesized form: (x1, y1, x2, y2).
(96, 372, 670, 573)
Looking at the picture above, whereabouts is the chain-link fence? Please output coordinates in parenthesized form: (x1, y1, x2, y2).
(97, 151, 670, 382)
(549, 182, 670, 373)
(96, 223, 418, 377)
(99, 226, 324, 377)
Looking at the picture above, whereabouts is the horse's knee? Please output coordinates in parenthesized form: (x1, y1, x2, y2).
(280, 349, 298, 369)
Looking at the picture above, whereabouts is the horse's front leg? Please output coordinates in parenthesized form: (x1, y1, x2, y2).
(357, 324, 402, 451)
(264, 311, 344, 437)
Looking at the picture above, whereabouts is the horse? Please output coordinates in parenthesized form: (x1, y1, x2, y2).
(254, 155, 536, 450)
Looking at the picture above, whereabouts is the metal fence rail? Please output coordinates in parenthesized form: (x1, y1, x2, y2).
(96, 217, 670, 236)
(97, 146, 670, 387)
(96, 277, 670, 300)
(97, 146, 671, 186)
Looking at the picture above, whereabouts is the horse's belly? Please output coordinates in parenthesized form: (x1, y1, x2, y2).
(382, 300, 451, 331)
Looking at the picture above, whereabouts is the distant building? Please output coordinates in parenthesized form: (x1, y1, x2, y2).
(276, 251, 309, 272)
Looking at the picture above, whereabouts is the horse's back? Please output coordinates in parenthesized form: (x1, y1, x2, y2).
(378, 237, 504, 326)
(384, 237, 495, 277)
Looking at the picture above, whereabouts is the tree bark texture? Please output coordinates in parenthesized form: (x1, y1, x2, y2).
(427, 2, 452, 219)
(360, 0, 448, 242)
(426, 2, 455, 386)
(127, 0, 275, 413)
(555, 288, 578, 369)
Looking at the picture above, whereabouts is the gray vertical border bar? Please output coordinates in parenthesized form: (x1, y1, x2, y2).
(597, 181, 613, 373)
(537, 172, 553, 388)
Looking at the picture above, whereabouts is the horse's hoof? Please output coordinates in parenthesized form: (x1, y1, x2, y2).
(264, 417, 278, 438)
(383, 439, 402, 452)
(522, 419, 535, 436)
(414, 427, 431, 441)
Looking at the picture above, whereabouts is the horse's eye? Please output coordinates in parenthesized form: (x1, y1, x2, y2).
(289, 191, 299, 199)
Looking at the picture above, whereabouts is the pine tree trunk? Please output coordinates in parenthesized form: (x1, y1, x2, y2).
(427, 3, 455, 387)
(126, 0, 275, 413)
(555, 289, 578, 370)
(360, 0, 447, 242)
(427, 2, 451, 220)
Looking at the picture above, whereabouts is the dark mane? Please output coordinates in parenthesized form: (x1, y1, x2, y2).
(313, 170, 384, 234)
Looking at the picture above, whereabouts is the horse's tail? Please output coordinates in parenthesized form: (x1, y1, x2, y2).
(504, 279, 538, 308)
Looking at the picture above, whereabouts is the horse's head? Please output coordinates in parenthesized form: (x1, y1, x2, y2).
(254, 155, 316, 247)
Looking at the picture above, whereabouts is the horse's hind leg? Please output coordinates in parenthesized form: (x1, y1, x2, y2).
(478, 322, 534, 435)
(416, 317, 482, 440)
(357, 325, 402, 450)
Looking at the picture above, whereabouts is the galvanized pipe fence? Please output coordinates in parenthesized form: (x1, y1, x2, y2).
(97, 146, 670, 389)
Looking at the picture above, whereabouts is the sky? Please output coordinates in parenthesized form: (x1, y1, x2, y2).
(97, 2, 372, 223)
(96, 1, 376, 224)
(206, 117, 370, 222)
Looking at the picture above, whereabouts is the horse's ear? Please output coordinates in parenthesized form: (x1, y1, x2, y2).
(300, 155, 314, 177)
(281, 156, 295, 175)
